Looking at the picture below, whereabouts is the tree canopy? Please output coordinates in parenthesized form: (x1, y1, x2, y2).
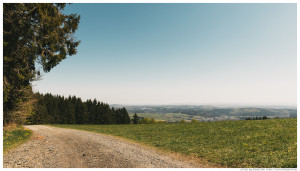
(3, 3, 80, 124)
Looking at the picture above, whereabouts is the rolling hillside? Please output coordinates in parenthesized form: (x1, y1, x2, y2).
(113, 105, 297, 122)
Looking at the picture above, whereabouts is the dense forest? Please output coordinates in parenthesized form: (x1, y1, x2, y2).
(26, 93, 131, 125)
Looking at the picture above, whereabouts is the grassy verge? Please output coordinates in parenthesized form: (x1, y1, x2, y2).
(50, 118, 296, 168)
(3, 125, 32, 153)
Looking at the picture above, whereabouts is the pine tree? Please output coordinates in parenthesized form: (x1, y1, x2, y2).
(133, 113, 139, 124)
(95, 102, 102, 124)
(121, 108, 130, 124)
(3, 3, 80, 125)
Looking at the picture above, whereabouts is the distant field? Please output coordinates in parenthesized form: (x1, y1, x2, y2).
(128, 112, 241, 122)
(122, 105, 296, 121)
(51, 118, 297, 168)
(129, 112, 205, 122)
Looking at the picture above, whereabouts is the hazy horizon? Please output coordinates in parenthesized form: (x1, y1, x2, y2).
(110, 103, 297, 107)
(33, 3, 297, 106)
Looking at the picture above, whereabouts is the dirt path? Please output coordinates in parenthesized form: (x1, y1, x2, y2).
(3, 125, 215, 168)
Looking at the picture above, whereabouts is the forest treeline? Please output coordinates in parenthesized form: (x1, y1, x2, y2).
(26, 93, 131, 125)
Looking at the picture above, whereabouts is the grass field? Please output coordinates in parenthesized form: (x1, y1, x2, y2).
(3, 125, 32, 153)
(51, 118, 297, 168)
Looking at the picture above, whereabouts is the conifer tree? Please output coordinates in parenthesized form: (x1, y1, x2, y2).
(3, 3, 80, 125)
(133, 113, 139, 124)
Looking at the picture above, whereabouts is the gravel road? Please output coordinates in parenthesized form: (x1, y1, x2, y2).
(3, 125, 215, 168)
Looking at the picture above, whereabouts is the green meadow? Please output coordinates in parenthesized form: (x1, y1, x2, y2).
(51, 118, 296, 168)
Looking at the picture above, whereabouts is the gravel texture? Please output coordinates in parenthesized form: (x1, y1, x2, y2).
(3, 125, 214, 168)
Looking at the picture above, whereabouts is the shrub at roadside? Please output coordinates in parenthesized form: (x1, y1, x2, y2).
(3, 125, 32, 153)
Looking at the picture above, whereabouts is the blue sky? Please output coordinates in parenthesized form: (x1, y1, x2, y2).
(33, 3, 297, 106)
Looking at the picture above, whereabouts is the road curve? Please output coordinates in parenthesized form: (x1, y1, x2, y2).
(3, 125, 213, 168)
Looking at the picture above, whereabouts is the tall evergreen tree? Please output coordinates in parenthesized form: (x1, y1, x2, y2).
(133, 113, 139, 124)
(3, 3, 80, 125)
(121, 107, 131, 124)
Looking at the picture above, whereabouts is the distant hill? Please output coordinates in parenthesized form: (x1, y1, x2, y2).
(111, 105, 297, 122)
